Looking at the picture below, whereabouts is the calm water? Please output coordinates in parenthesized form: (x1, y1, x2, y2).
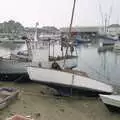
(76, 44, 120, 87)
(0, 42, 120, 87)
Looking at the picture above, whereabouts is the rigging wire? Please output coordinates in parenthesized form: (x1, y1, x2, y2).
(96, 0, 104, 26)
(96, 0, 114, 30)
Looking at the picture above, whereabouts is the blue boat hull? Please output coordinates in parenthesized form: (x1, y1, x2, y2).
(75, 39, 91, 44)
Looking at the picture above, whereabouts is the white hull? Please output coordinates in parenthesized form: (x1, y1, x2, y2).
(114, 42, 120, 51)
(27, 67, 113, 94)
(100, 94, 120, 108)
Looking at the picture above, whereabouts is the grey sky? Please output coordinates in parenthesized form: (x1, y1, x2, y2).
(0, 0, 120, 28)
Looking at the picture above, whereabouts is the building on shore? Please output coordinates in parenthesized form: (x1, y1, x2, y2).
(60, 26, 100, 38)
(107, 24, 120, 35)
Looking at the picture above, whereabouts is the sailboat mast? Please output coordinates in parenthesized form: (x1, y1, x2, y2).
(63, 0, 77, 68)
(104, 14, 108, 33)
(69, 0, 76, 39)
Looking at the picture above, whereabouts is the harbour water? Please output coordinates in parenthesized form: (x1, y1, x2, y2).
(76, 44, 120, 87)
(0, 41, 120, 88)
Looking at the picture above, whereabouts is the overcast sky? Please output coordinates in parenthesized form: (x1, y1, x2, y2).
(0, 0, 120, 28)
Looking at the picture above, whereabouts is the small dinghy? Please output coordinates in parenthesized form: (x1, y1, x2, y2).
(0, 87, 19, 110)
(100, 94, 120, 112)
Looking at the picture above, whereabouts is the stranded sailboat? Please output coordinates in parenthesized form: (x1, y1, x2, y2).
(27, 0, 113, 96)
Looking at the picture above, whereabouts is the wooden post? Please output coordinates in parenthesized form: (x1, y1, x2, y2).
(53, 41, 55, 59)
(71, 74, 74, 96)
(48, 38, 50, 60)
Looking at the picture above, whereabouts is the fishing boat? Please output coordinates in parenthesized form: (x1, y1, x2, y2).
(0, 87, 19, 110)
(0, 36, 33, 82)
(100, 94, 120, 112)
(0, 57, 31, 81)
(27, 0, 113, 97)
(0, 25, 77, 82)
(0, 25, 38, 82)
(30, 23, 78, 69)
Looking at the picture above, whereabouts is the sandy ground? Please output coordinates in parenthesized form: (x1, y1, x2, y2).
(0, 82, 120, 120)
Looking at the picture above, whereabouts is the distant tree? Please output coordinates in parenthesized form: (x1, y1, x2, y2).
(0, 20, 24, 33)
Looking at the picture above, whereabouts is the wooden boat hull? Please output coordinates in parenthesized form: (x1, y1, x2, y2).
(100, 94, 120, 112)
(27, 67, 113, 96)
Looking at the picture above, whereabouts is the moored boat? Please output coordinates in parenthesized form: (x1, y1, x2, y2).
(0, 57, 31, 81)
(113, 41, 120, 52)
(99, 94, 120, 112)
(74, 35, 91, 45)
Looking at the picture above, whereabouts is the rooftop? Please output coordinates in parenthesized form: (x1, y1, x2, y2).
(108, 24, 120, 28)
(60, 26, 100, 33)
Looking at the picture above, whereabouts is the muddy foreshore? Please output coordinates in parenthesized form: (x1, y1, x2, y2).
(0, 82, 120, 120)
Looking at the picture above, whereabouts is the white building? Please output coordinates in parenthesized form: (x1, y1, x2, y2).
(107, 24, 120, 35)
